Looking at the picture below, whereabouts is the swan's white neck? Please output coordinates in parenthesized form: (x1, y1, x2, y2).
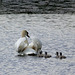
(23, 36, 29, 46)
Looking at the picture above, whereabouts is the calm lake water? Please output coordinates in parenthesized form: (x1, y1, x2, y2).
(0, 14, 75, 75)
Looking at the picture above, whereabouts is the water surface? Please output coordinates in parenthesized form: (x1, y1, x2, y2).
(0, 14, 75, 75)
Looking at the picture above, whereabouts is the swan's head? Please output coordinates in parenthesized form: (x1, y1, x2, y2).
(21, 30, 30, 38)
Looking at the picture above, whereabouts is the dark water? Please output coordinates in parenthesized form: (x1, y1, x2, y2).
(0, 0, 75, 14)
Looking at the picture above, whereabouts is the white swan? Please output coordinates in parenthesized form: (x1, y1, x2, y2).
(15, 30, 42, 55)
(28, 37, 42, 53)
(15, 30, 29, 53)
(15, 30, 37, 55)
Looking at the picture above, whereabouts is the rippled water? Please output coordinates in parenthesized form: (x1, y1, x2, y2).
(0, 14, 75, 75)
(0, 0, 75, 14)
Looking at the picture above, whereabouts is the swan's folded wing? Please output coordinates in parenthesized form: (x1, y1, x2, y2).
(24, 48, 37, 55)
(15, 37, 27, 52)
